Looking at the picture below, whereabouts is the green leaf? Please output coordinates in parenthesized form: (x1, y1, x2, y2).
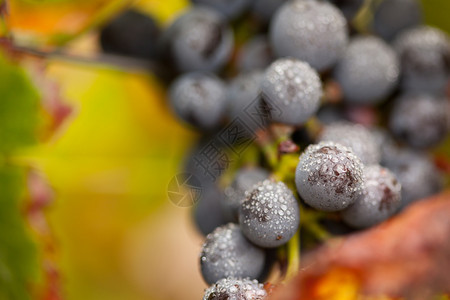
(0, 166, 38, 300)
(0, 52, 40, 154)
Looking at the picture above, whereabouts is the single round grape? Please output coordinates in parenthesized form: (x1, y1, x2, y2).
(319, 121, 381, 165)
(239, 180, 300, 248)
(383, 150, 442, 208)
(169, 72, 227, 130)
(295, 142, 365, 212)
(261, 58, 322, 125)
(237, 36, 273, 72)
(341, 165, 402, 228)
(270, 0, 348, 71)
(184, 135, 230, 185)
(194, 185, 231, 235)
(200, 223, 266, 284)
(370, 127, 401, 166)
(327, 0, 364, 21)
(394, 26, 450, 94)
(389, 94, 450, 149)
(203, 277, 267, 300)
(251, 0, 285, 23)
(99, 9, 160, 60)
(223, 167, 270, 221)
(227, 70, 265, 130)
(334, 36, 400, 104)
(372, 0, 422, 41)
(192, 0, 251, 19)
(164, 7, 233, 73)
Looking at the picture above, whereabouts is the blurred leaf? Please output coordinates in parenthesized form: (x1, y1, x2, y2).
(0, 51, 40, 154)
(0, 166, 38, 300)
(8, 0, 132, 46)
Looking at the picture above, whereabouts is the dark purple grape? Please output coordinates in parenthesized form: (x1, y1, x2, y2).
(389, 93, 450, 149)
(99, 9, 160, 60)
(200, 223, 266, 284)
(270, 0, 348, 71)
(372, 0, 422, 41)
(341, 165, 402, 228)
(227, 70, 265, 130)
(295, 142, 365, 212)
(334, 36, 400, 104)
(237, 36, 274, 72)
(203, 277, 267, 300)
(251, 0, 286, 23)
(223, 167, 270, 221)
(261, 58, 322, 125)
(194, 186, 231, 235)
(394, 26, 450, 94)
(163, 7, 233, 73)
(327, 0, 364, 21)
(383, 149, 443, 208)
(192, 0, 252, 19)
(169, 72, 227, 130)
(239, 180, 300, 248)
(319, 122, 381, 165)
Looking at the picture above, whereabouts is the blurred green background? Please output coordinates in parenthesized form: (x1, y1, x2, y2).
(1, 0, 449, 299)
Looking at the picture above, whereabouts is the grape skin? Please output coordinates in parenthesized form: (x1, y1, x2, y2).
(169, 72, 227, 130)
(99, 9, 160, 60)
(261, 58, 322, 125)
(192, 0, 252, 20)
(223, 167, 270, 221)
(239, 180, 300, 248)
(203, 277, 267, 300)
(327, 0, 364, 21)
(394, 26, 450, 94)
(194, 185, 232, 235)
(270, 0, 348, 71)
(341, 165, 402, 228)
(372, 0, 422, 41)
(389, 93, 450, 149)
(237, 36, 273, 72)
(334, 36, 400, 104)
(200, 223, 266, 285)
(227, 70, 265, 130)
(319, 122, 381, 165)
(295, 142, 365, 212)
(383, 149, 443, 208)
(164, 7, 234, 73)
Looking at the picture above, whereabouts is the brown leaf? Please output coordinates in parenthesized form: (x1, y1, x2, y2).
(271, 191, 450, 300)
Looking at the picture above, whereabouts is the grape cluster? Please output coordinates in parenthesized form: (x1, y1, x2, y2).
(99, 1, 449, 298)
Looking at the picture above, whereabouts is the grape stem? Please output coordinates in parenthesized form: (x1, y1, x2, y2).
(285, 229, 300, 282)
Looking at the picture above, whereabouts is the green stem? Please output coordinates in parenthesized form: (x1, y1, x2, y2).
(304, 221, 331, 241)
(285, 229, 300, 282)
